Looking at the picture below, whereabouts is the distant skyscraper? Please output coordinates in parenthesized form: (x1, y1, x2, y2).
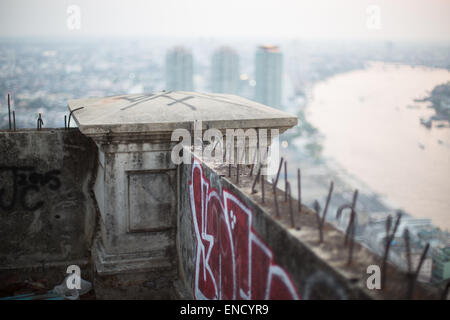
(211, 46, 240, 94)
(165, 46, 194, 91)
(254, 45, 283, 108)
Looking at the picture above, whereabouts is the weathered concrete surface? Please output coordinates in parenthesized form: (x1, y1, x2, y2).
(89, 141, 179, 299)
(68, 91, 297, 138)
(69, 92, 298, 299)
(0, 129, 98, 291)
(0, 127, 442, 299)
(177, 153, 442, 300)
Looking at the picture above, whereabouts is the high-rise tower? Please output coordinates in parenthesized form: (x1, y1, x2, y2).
(255, 45, 283, 108)
(211, 46, 240, 94)
(165, 46, 194, 91)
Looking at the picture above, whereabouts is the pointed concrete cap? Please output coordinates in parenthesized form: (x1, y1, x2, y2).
(68, 91, 298, 141)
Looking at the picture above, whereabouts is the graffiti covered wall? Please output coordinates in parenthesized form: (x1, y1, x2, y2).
(177, 155, 380, 300)
(188, 158, 299, 300)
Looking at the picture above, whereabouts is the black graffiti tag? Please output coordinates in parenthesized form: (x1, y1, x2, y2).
(0, 167, 61, 212)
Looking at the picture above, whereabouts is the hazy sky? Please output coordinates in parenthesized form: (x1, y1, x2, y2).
(0, 0, 449, 42)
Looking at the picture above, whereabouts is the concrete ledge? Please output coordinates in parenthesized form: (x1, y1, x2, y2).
(177, 154, 441, 300)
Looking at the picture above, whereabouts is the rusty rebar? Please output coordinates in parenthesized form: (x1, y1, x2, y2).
(272, 178, 280, 218)
(271, 158, 284, 218)
(251, 166, 261, 194)
(64, 115, 67, 129)
(37, 113, 43, 130)
(228, 164, 231, 177)
(284, 161, 288, 201)
(249, 146, 258, 177)
(236, 164, 239, 184)
(7, 93, 11, 131)
(261, 173, 265, 203)
(12, 110, 16, 131)
(273, 157, 284, 189)
(404, 229, 412, 273)
(67, 106, 84, 128)
(297, 168, 301, 212)
(344, 189, 358, 245)
(223, 142, 227, 165)
(404, 228, 414, 299)
(347, 208, 357, 265)
(313, 201, 322, 241)
(335, 189, 358, 246)
(209, 137, 222, 162)
(381, 211, 402, 288)
(407, 242, 430, 300)
(322, 181, 333, 226)
(414, 243, 430, 280)
(287, 182, 294, 228)
(314, 181, 334, 243)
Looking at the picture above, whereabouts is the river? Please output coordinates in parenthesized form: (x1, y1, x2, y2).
(306, 62, 450, 231)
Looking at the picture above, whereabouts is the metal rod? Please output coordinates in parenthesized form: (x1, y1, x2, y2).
(67, 106, 84, 128)
(314, 181, 334, 243)
(404, 229, 412, 273)
(8, 93, 11, 131)
(313, 200, 323, 243)
(272, 178, 280, 218)
(37, 113, 43, 131)
(287, 182, 294, 228)
(236, 164, 239, 184)
(273, 157, 284, 189)
(261, 173, 265, 203)
(382, 216, 393, 289)
(322, 181, 334, 227)
(209, 136, 221, 162)
(347, 209, 357, 265)
(408, 243, 429, 299)
(64, 115, 67, 129)
(414, 243, 430, 281)
(344, 189, 358, 245)
(297, 168, 301, 212)
(249, 146, 258, 177)
(251, 166, 261, 194)
(284, 161, 288, 201)
(12, 111, 16, 131)
(382, 212, 402, 288)
(223, 140, 227, 165)
(228, 164, 231, 177)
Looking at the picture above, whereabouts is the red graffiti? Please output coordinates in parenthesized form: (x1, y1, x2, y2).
(189, 158, 300, 300)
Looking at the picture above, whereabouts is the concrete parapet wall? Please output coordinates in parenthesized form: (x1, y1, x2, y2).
(0, 129, 97, 273)
(0, 129, 442, 299)
(177, 153, 441, 299)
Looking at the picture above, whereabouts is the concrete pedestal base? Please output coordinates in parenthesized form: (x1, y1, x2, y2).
(92, 237, 178, 299)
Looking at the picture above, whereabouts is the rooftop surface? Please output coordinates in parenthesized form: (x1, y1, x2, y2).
(68, 91, 297, 136)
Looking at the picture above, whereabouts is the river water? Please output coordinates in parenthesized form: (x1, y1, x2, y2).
(306, 62, 450, 231)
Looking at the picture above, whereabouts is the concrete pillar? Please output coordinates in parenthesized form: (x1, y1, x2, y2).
(68, 91, 297, 298)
